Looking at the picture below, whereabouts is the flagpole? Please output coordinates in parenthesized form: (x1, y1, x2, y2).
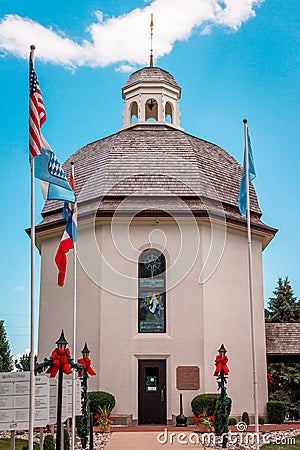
(244, 118, 259, 449)
(71, 162, 77, 450)
(29, 45, 36, 450)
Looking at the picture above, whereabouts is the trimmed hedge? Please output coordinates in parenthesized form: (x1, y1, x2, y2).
(191, 393, 219, 416)
(191, 393, 232, 428)
(64, 428, 70, 450)
(267, 401, 287, 424)
(228, 417, 237, 426)
(88, 391, 116, 414)
(43, 435, 55, 450)
(242, 411, 250, 425)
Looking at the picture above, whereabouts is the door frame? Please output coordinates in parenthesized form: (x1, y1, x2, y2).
(138, 358, 167, 424)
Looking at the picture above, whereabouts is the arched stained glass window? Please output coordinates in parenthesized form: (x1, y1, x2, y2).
(138, 249, 166, 333)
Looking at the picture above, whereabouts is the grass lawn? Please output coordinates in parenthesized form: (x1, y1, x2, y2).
(0, 439, 39, 450)
(261, 435, 300, 449)
(0, 439, 27, 450)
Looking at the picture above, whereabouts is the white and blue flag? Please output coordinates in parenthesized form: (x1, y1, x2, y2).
(35, 135, 75, 203)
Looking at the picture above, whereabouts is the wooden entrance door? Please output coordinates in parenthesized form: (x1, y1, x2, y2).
(138, 359, 166, 424)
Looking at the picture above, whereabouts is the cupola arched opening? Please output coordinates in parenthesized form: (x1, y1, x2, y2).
(165, 101, 173, 124)
(145, 98, 158, 122)
(138, 248, 166, 333)
(130, 101, 138, 123)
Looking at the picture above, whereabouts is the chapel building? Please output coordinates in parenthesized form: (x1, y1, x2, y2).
(36, 63, 277, 424)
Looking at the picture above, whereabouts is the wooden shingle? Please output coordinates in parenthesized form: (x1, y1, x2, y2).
(266, 322, 300, 356)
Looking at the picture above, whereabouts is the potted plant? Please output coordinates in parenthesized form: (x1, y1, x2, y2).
(96, 405, 115, 432)
(193, 412, 214, 432)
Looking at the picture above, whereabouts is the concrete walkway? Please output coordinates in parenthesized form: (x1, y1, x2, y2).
(105, 431, 205, 449)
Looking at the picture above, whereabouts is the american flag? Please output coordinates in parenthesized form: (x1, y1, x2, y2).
(29, 50, 46, 157)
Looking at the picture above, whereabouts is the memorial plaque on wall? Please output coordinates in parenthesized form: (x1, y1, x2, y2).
(176, 366, 200, 390)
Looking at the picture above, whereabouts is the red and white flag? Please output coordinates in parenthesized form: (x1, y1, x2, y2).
(55, 171, 77, 287)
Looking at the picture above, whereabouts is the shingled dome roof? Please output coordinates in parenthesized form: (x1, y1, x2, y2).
(40, 125, 271, 228)
(124, 67, 180, 90)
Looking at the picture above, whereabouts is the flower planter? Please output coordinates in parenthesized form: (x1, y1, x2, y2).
(98, 423, 110, 433)
(195, 423, 212, 433)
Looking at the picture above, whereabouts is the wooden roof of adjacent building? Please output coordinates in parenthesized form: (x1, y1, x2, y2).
(265, 322, 300, 362)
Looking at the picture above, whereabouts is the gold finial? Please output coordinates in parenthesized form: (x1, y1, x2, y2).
(150, 14, 154, 34)
(150, 14, 154, 68)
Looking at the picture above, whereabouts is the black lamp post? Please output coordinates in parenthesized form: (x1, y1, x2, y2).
(56, 330, 68, 450)
(214, 344, 230, 448)
(218, 344, 226, 358)
(78, 343, 96, 450)
(81, 343, 90, 359)
(35, 331, 82, 450)
(80, 343, 90, 449)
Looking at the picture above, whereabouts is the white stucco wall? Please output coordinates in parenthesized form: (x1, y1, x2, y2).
(37, 215, 269, 422)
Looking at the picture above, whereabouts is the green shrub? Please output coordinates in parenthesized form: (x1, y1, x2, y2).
(267, 401, 287, 424)
(214, 397, 232, 436)
(75, 415, 83, 437)
(191, 393, 219, 416)
(63, 428, 70, 450)
(288, 403, 300, 421)
(258, 416, 265, 425)
(22, 443, 39, 450)
(228, 417, 237, 426)
(88, 391, 116, 415)
(43, 435, 55, 450)
(242, 411, 250, 425)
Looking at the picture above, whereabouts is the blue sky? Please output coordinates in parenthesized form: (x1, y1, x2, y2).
(0, 0, 299, 356)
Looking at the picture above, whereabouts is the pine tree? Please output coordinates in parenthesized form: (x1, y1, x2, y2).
(265, 277, 300, 322)
(0, 320, 13, 372)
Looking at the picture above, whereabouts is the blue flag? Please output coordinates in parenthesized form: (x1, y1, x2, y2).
(35, 135, 75, 203)
(40, 179, 76, 203)
(238, 130, 256, 216)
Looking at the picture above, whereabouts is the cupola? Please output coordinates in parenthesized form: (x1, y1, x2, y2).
(121, 66, 182, 130)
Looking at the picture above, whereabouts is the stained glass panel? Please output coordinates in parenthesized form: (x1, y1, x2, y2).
(138, 249, 166, 333)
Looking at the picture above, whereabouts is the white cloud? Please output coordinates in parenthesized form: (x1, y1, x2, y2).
(115, 64, 137, 73)
(0, 0, 263, 69)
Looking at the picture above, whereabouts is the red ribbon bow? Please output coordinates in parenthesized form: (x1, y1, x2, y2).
(214, 354, 229, 376)
(46, 348, 72, 377)
(267, 373, 273, 384)
(77, 357, 96, 376)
